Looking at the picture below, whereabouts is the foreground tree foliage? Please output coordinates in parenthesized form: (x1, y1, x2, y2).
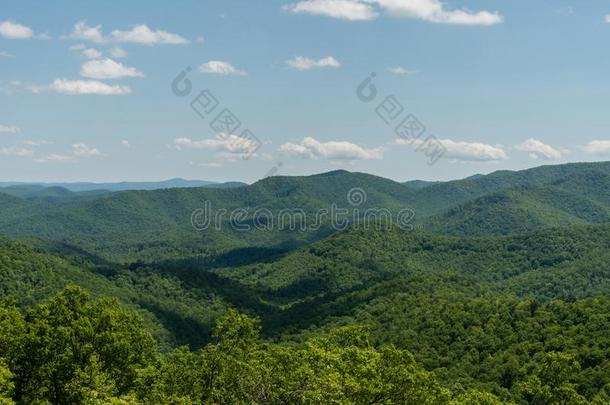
(139, 318, 455, 404)
(1, 287, 608, 404)
(0, 287, 512, 404)
(1, 225, 609, 403)
(0, 287, 155, 404)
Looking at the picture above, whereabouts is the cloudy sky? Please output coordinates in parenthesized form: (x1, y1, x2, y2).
(2, 0, 610, 183)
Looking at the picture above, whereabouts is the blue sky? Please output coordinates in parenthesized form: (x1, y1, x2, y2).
(1, 0, 610, 183)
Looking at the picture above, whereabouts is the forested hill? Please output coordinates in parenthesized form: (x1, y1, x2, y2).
(0, 222, 609, 402)
(0, 161, 609, 261)
(410, 161, 610, 213)
(1, 161, 610, 403)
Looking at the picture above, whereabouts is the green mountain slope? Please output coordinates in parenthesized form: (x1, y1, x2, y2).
(0, 185, 110, 203)
(0, 237, 234, 349)
(0, 161, 609, 261)
(408, 161, 610, 216)
(0, 170, 419, 260)
(247, 223, 610, 398)
(425, 186, 610, 236)
(1, 222, 609, 401)
(210, 224, 610, 307)
(209, 224, 610, 399)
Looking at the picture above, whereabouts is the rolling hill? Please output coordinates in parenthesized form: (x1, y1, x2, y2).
(0, 161, 608, 262)
(1, 221, 608, 401)
(0, 178, 247, 192)
(1, 161, 609, 401)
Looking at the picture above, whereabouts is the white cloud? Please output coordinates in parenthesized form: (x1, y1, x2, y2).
(23, 140, 50, 147)
(66, 21, 187, 45)
(110, 24, 188, 44)
(80, 58, 143, 79)
(284, 0, 503, 25)
(0, 80, 45, 95)
(121, 140, 131, 148)
(0, 20, 34, 39)
(0, 125, 20, 134)
(82, 48, 102, 59)
(438, 139, 507, 161)
(196, 36, 205, 43)
(515, 138, 564, 160)
(109, 46, 127, 58)
(35, 154, 73, 163)
(386, 66, 417, 75)
(582, 140, 610, 155)
(284, 0, 378, 21)
(199, 61, 247, 76)
(397, 138, 507, 162)
(0, 146, 33, 157)
(67, 21, 106, 43)
(280, 137, 384, 161)
(72, 143, 101, 157)
(0, 51, 13, 58)
(605, 15, 610, 23)
(69, 44, 102, 58)
(374, 0, 503, 25)
(286, 56, 341, 70)
(174, 134, 258, 155)
(3, 79, 131, 96)
(49, 78, 131, 95)
(35, 143, 100, 163)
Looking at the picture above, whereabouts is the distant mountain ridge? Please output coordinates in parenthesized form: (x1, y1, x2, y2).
(0, 178, 248, 192)
(0, 161, 608, 261)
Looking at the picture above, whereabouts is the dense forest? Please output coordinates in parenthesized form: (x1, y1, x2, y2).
(1, 287, 608, 404)
(0, 161, 609, 403)
(0, 161, 609, 262)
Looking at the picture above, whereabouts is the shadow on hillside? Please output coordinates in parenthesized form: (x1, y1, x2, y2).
(133, 263, 277, 313)
(188, 227, 337, 270)
(204, 246, 292, 268)
(261, 273, 398, 337)
(150, 239, 310, 271)
(28, 239, 111, 267)
(135, 300, 215, 350)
